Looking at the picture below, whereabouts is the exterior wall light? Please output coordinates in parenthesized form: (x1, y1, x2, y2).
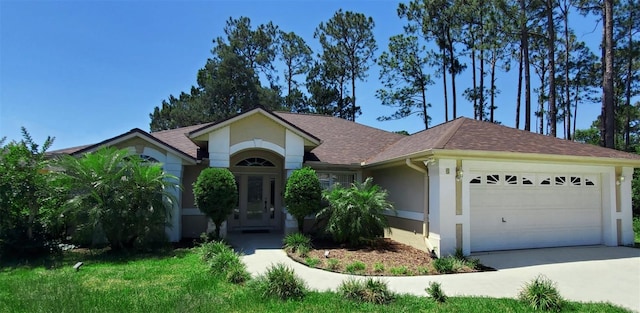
(456, 169, 464, 181)
(616, 175, 625, 186)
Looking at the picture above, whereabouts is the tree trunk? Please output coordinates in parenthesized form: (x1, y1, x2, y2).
(564, 6, 571, 140)
(351, 74, 356, 122)
(442, 48, 449, 122)
(603, 0, 615, 148)
(422, 84, 429, 129)
(490, 50, 497, 123)
(472, 46, 478, 119)
(624, 6, 634, 150)
(516, 47, 523, 129)
(547, 0, 557, 137)
(448, 36, 457, 120)
(521, 0, 532, 132)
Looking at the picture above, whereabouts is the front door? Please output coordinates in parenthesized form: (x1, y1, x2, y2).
(237, 174, 277, 228)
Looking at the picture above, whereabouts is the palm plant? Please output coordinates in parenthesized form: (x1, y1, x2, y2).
(318, 177, 395, 246)
(54, 147, 178, 250)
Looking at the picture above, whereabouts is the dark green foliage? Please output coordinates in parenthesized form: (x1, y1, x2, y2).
(426, 281, 448, 303)
(282, 232, 312, 254)
(0, 129, 63, 260)
(345, 261, 366, 274)
(198, 239, 249, 284)
(54, 148, 178, 251)
(284, 167, 322, 232)
(433, 252, 480, 274)
(250, 263, 306, 300)
(318, 177, 395, 246)
(518, 275, 564, 312)
(338, 278, 394, 305)
(193, 168, 238, 239)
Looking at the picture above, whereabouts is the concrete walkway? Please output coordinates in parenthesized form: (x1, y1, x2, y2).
(227, 233, 640, 312)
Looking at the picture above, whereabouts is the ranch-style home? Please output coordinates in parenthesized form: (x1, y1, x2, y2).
(54, 107, 640, 256)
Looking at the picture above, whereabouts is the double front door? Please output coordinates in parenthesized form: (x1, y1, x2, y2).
(233, 174, 279, 229)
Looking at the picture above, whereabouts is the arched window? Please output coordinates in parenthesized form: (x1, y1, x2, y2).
(139, 155, 159, 163)
(235, 157, 275, 167)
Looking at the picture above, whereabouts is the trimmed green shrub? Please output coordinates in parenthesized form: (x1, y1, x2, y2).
(305, 257, 320, 267)
(338, 278, 394, 305)
(284, 167, 322, 232)
(327, 258, 340, 270)
(389, 265, 411, 275)
(199, 240, 232, 262)
(283, 232, 312, 254)
(193, 168, 238, 239)
(318, 177, 395, 246)
(251, 263, 306, 300)
(433, 254, 479, 274)
(426, 281, 447, 303)
(373, 262, 385, 273)
(225, 261, 250, 284)
(519, 275, 564, 312)
(345, 260, 366, 274)
(198, 239, 248, 284)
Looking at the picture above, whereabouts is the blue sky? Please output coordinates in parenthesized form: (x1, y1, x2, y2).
(1, 0, 605, 151)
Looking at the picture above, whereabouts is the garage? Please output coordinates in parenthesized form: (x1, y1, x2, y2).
(469, 172, 602, 252)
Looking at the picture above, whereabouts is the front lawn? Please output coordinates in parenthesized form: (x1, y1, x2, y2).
(0, 249, 631, 313)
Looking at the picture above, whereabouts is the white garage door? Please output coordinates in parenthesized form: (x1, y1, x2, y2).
(470, 173, 602, 252)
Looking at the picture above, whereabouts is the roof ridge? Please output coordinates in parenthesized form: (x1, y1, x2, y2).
(275, 112, 405, 137)
(432, 117, 467, 149)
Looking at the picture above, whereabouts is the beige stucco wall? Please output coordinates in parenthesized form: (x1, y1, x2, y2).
(182, 215, 208, 239)
(370, 165, 425, 213)
(386, 216, 428, 252)
(112, 137, 168, 156)
(181, 164, 208, 209)
(230, 113, 286, 148)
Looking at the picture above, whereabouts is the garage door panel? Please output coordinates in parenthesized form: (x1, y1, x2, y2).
(470, 172, 602, 252)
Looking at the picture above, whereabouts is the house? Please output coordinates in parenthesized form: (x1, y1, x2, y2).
(54, 107, 640, 256)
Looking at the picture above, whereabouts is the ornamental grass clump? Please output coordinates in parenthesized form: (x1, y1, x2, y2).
(426, 281, 447, 303)
(518, 275, 564, 312)
(338, 278, 394, 305)
(251, 263, 306, 300)
(283, 232, 312, 254)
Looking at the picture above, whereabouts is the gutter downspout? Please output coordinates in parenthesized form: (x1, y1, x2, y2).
(405, 159, 436, 254)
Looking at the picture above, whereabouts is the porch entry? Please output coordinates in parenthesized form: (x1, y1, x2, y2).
(234, 174, 277, 229)
(229, 151, 283, 231)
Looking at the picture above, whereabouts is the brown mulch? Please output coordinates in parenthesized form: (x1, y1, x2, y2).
(287, 238, 454, 276)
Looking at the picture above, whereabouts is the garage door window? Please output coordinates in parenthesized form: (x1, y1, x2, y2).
(470, 173, 597, 187)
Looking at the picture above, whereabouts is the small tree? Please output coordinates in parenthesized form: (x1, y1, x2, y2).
(193, 168, 238, 238)
(318, 177, 395, 246)
(284, 167, 322, 232)
(55, 147, 178, 251)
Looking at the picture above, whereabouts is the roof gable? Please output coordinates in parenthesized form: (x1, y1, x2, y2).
(69, 128, 197, 164)
(188, 107, 320, 146)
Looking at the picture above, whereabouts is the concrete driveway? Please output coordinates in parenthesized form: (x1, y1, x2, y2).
(230, 233, 640, 312)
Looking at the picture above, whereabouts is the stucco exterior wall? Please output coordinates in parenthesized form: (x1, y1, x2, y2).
(385, 216, 428, 252)
(181, 164, 208, 209)
(230, 113, 286, 148)
(370, 166, 425, 214)
(182, 215, 208, 239)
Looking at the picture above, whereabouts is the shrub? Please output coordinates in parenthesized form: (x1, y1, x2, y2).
(55, 147, 178, 251)
(209, 246, 242, 274)
(518, 275, 564, 312)
(283, 232, 312, 254)
(199, 240, 232, 262)
(0, 130, 64, 260)
(433, 256, 464, 274)
(345, 260, 366, 274)
(389, 265, 411, 275)
(193, 168, 238, 239)
(318, 177, 395, 246)
(305, 257, 320, 267)
(373, 262, 385, 273)
(252, 263, 306, 300)
(284, 167, 322, 232)
(417, 266, 431, 275)
(327, 258, 340, 270)
(426, 281, 447, 303)
(225, 261, 250, 284)
(338, 278, 394, 304)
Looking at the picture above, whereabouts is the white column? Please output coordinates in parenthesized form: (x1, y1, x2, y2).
(601, 168, 617, 246)
(427, 159, 457, 257)
(208, 126, 230, 168)
(164, 153, 183, 242)
(283, 130, 305, 234)
(619, 167, 634, 245)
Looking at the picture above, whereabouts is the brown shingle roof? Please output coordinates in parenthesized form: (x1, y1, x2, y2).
(151, 122, 213, 158)
(366, 117, 640, 164)
(274, 112, 405, 165)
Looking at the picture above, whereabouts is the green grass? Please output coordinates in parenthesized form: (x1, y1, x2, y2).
(633, 216, 640, 246)
(0, 249, 631, 313)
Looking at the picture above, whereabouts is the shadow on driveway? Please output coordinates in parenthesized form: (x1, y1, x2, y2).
(472, 245, 640, 270)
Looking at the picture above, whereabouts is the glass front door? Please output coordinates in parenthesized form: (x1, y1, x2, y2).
(236, 174, 277, 228)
